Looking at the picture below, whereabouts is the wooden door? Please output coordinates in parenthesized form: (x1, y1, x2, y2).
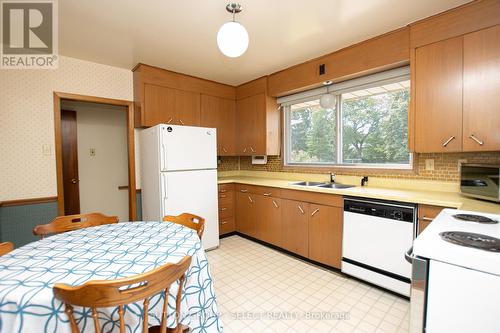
(235, 192, 256, 237)
(308, 204, 343, 268)
(236, 94, 266, 155)
(143, 84, 176, 126)
(261, 196, 282, 247)
(61, 110, 80, 215)
(463, 25, 500, 151)
(282, 199, 309, 257)
(200, 95, 236, 155)
(415, 37, 463, 152)
(175, 89, 200, 126)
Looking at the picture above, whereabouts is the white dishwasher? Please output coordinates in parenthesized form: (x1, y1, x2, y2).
(342, 197, 417, 296)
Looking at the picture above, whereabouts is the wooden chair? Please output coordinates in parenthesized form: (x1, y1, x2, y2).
(0, 242, 14, 256)
(53, 255, 192, 333)
(163, 213, 205, 239)
(33, 212, 119, 238)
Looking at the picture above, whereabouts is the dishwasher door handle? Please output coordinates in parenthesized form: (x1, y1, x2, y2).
(404, 246, 414, 264)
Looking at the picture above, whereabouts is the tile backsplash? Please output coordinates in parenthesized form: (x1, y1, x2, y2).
(218, 152, 500, 182)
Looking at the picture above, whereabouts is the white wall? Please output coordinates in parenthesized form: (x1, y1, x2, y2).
(62, 101, 129, 222)
(0, 56, 134, 201)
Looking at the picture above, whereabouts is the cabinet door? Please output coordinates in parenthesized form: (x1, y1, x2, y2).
(415, 37, 463, 152)
(261, 197, 282, 247)
(143, 84, 176, 126)
(200, 95, 236, 155)
(463, 25, 500, 151)
(235, 192, 256, 237)
(308, 204, 343, 268)
(175, 90, 200, 126)
(236, 94, 266, 155)
(282, 199, 309, 257)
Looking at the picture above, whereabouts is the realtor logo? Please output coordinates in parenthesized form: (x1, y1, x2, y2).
(1, 0, 58, 69)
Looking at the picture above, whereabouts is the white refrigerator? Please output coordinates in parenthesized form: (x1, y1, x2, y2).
(140, 124, 219, 250)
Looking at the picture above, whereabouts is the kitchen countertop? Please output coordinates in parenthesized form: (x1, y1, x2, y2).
(218, 176, 500, 214)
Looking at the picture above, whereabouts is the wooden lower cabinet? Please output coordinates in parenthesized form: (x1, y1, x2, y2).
(218, 184, 235, 235)
(308, 204, 343, 268)
(282, 199, 309, 258)
(235, 192, 258, 237)
(261, 197, 282, 247)
(418, 204, 448, 235)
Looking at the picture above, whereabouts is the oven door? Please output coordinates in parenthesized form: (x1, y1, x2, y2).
(405, 247, 428, 333)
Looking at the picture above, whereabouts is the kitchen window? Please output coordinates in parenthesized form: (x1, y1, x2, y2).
(282, 67, 412, 169)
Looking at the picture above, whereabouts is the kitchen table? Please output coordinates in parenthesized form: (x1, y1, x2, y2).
(0, 222, 223, 333)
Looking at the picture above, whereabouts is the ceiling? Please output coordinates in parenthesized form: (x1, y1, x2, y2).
(59, 0, 470, 86)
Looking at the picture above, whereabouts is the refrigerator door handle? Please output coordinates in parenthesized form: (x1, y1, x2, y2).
(161, 173, 168, 214)
(161, 143, 167, 171)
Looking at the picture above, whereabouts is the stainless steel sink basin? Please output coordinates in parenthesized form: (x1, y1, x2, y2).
(291, 181, 327, 186)
(317, 183, 355, 189)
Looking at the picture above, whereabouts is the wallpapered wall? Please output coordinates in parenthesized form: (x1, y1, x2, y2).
(0, 56, 133, 201)
(218, 152, 500, 182)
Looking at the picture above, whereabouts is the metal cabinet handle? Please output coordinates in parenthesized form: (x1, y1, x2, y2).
(222, 147, 228, 153)
(421, 216, 433, 222)
(240, 189, 248, 193)
(442, 136, 455, 147)
(263, 192, 272, 196)
(220, 221, 228, 225)
(469, 134, 484, 146)
(248, 196, 254, 203)
(219, 189, 227, 193)
(272, 200, 279, 208)
(297, 205, 305, 214)
(311, 208, 320, 217)
(243, 148, 247, 153)
(250, 147, 255, 153)
(220, 194, 227, 198)
(179, 119, 185, 125)
(220, 207, 227, 211)
(167, 117, 173, 124)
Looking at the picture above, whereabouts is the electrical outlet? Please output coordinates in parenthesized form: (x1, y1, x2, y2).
(90, 148, 96, 156)
(425, 159, 435, 171)
(42, 144, 51, 156)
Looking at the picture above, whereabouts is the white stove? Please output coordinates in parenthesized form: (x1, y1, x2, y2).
(408, 208, 500, 333)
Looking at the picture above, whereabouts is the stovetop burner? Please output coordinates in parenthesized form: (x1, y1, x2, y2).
(452, 214, 498, 224)
(440, 231, 500, 252)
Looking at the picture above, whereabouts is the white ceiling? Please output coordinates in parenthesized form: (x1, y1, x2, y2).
(59, 0, 470, 86)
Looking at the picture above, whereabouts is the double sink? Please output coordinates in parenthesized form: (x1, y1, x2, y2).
(291, 181, 355, 189)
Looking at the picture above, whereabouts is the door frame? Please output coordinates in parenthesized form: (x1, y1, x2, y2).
(53, 92, 137, 220)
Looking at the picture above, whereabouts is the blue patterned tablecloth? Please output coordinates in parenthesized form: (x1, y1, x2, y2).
(0, 222, 223, 333)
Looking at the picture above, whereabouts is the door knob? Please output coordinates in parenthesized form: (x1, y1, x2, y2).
(70, 179, 78, 184)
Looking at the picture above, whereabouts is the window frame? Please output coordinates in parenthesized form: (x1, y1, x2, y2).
(283, 67, 413, 170)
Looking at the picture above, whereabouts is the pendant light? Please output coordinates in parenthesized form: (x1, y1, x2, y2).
(217, 3, 249, 58)
(320, 81, 336, 109)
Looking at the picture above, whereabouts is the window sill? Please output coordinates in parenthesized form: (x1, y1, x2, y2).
(282, 162, 417, 175)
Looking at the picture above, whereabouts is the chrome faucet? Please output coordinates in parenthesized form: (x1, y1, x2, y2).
(329, 172, 336, 183)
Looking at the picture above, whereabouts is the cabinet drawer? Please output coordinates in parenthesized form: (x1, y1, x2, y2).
(235, 184, 281, 197)
(281, 189, 343, 208)
(219, 216, 235, 235)
(218, 183, 235, 193)
(219, 204, 234, 219)
(418, 205, 450, 234)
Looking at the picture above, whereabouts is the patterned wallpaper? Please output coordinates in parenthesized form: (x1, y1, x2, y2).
(219, 152, 500, 182)
(0, 56, 133, 201)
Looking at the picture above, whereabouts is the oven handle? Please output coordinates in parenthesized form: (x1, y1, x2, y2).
(404, 246, 414, 264)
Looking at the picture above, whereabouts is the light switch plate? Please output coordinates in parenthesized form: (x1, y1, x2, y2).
(425, 159, 434, 171)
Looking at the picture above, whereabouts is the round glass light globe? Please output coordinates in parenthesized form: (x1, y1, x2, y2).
(320, 93, 336, 109)
(217, 21, 249, 58)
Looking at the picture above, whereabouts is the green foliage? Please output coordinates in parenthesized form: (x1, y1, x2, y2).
(289, 88, 410, 165)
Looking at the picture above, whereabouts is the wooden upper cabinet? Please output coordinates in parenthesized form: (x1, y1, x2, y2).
(308, 204, 343, 269)
(200, 95, 236, 155)
(414, 37, 463, 153)
(133, 63, 235, 128)
(174, 90, 200, 126)
(463, 25, 500, 151)
(236, 77, 280, 156)
(143, 84, 176, 127)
